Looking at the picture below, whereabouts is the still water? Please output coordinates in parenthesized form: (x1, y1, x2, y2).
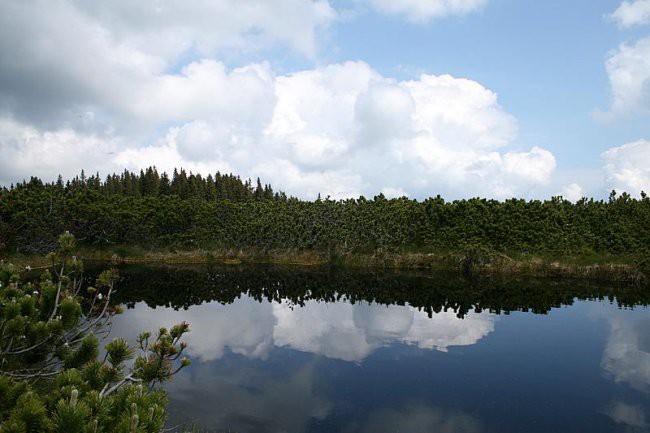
(105, 265, 650, 433)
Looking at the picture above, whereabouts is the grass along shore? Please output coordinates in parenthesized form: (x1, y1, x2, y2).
(3, 245, 648, 285)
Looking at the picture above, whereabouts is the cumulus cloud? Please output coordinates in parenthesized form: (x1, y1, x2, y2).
(602, 139, 650, 195)
(611, 0, 650, 28)
(0, 0, 325, 125)
(0, 58, 556, 198)
(362, 0, 488, 22)
(601, 36, 650, 116)
(0, 0, 556, 199)
(116, 62, 555, 199)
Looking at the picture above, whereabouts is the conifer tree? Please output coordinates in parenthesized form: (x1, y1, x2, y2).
(0, 233, 191, 432)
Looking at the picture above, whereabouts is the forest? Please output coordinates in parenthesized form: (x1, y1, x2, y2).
(1, 168, 649, 271)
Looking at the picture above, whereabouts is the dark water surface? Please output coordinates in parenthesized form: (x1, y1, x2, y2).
(105, 265, 650, 433)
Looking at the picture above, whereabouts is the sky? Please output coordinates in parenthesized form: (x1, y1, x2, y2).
(1, 0, 649, 201)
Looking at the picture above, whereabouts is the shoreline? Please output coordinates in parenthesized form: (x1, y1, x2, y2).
(4, 248, 647, 285)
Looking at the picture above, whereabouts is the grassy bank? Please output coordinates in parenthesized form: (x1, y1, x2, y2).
(3, 246, 647, 285)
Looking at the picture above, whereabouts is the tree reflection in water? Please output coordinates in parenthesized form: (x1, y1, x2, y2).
(99, 264, 650, 433)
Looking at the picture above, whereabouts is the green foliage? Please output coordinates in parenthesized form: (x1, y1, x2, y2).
(0, 380, 170, 433)
(3, 391, 50, 433)
(0, 234, 191, 433)
(57, 232, 76, 256)
(1, 170, 649, 270)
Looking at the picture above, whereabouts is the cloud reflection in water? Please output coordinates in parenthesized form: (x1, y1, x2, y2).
(112, 295, 496, 362)
(109, 295, 494, 432)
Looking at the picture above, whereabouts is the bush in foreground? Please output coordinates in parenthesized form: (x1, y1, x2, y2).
(0, 233, 190, 433)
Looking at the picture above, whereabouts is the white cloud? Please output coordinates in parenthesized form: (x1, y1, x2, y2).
(382, 187, 409, 198)
(0, 117, 121, 185)
(113, 128, 235, 177)
(611, 0, 650, 28)
(0, 1, 556, 199)
(0, 0, 332, 128)
(265, 61, 381, 167)
(602, 36, 650, 116)
(0, 59, 556, 199)
(602, 139, 650, 195)
(134, 61, 277, 125)
(68, 60, 554, 200)
(253, 159, 364, 200)
(561, 183, 584, 202)
(363, 0, 488, 22)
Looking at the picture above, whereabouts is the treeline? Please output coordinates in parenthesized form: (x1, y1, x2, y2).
(26, 167, 286, 201)
(1, 170, 649, 261)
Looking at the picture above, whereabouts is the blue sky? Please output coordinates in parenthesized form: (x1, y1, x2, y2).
(0, 0, 649, 200)
(328, 0, 647, 168)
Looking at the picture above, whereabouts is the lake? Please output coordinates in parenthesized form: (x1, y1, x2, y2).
(103, 264, 650, 433)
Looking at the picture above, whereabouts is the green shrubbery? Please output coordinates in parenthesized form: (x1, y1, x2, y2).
(1, 171, 649, 266)
(0, 233, 190, 433)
